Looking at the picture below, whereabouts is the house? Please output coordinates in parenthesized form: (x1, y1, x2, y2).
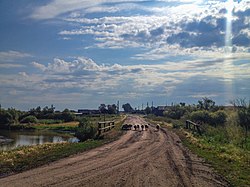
(77, 109, 100, 115)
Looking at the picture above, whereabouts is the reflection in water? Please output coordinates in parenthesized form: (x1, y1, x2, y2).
(0, 130, 78, 151)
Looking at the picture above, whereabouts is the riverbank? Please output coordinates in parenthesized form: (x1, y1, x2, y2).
(0, 136, 13, 145)
(0, 115, 126, 177)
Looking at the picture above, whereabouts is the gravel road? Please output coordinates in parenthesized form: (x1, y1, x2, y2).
(0, 115, 229, 187)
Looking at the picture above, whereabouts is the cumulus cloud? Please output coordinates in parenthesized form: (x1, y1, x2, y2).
(56, 0, 250, 61)
(2, 53, 250, 108)
(28, 55, 250, 96)
(32, 57, 143, 74)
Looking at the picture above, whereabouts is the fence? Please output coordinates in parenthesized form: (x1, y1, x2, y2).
(98, 121, 115, 135)
(185, 120, 202, 135)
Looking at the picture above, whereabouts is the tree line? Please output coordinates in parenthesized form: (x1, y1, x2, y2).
(0, 105, 75, 129)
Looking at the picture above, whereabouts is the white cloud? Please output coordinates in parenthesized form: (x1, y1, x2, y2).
(30, 0, 148, 20)
(0, 63, 25, 68)
(2, 54, 250, 108)
(0, 50, 32, 62)
(31, 61, 46, 71)
(54, 0, 250, 61)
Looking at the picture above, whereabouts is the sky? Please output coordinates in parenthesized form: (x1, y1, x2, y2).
(0, 0, 250, 111)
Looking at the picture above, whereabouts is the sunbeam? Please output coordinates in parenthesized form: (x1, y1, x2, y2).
(225, 0, 234, 53)
(224, 0, 236, 102)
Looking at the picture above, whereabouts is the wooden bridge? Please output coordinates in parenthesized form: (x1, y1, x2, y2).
(185, 120, 202, 135)
(98, 121, 115, 135)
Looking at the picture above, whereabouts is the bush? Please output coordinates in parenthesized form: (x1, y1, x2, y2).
(164, 105, 186, 119)
(190, 110, 211, 123)
(75, 118, 97, 142)
(210, 110, 227, 127)
(20, 115, 38, 124)
(190, 110, 226, 126)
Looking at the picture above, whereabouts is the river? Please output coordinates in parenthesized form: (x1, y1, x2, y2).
(0, 130, 79, 151)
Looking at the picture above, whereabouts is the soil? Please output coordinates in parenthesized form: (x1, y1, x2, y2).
(0, 115, 229, 187)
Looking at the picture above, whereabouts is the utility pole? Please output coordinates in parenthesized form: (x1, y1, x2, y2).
(117, 100, 119, 114)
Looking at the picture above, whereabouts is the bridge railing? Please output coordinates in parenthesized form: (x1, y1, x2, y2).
(185, 120, 202, 135)
(98, 121, 115, 135)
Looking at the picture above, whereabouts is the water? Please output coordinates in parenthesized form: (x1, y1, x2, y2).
(0, 130, 79, 151)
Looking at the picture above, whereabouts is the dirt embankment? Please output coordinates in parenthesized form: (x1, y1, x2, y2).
(0, 115, 229, 187)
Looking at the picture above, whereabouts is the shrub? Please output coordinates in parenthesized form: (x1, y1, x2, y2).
(164, 105, 186, 119)
(210, 110, 227, 127)
(190, 110, 226, 126)
(190, 110, 211, 123)
(20, 115, 38, 124)
(75, 118, 97, 142)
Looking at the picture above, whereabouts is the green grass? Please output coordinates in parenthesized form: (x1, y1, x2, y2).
(33, 121, 78, 131)
(0, 141, 103, 177)
(176, 129, 250, 187)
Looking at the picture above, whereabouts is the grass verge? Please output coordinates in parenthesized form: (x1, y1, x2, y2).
(0, 141, 103, 177)
(175, 128, 250, 187)
(33, 121, 78, 131)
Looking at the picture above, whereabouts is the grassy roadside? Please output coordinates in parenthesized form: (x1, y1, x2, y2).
(0, 141, 102, 177)
(33, 121, 78, 131)
(0, 115, 126, 177)
(175, 129, 250, 187)
(146, 116, 250, 187)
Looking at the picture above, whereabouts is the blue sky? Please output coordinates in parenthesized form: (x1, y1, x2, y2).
(0, 0, 250, 110)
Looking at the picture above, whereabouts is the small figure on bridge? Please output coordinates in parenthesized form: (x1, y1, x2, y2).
(134, 125, 137, 131)
(141, 125, 144, 131)
(137, 124, 140, 131)
(128, 124, 132, 130)
(156, 124, 160, 131)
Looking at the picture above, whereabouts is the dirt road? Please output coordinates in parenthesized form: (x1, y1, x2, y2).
(0, 115, 229, 187)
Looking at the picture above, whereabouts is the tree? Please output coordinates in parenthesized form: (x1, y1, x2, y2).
(164, 105, 186, 119)
(75, 118, 97, 142)
(99, 104, 107, 114)
(0, 110, 12, 126)
(122, 103, 134, 113)
(61, 109, 75, 122)
(145, 106, 152, 115)
(197, 97, 215, 111)
(107, 104, 117, 114)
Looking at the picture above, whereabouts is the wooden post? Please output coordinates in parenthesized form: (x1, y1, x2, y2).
(98, 122, 102, 135)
